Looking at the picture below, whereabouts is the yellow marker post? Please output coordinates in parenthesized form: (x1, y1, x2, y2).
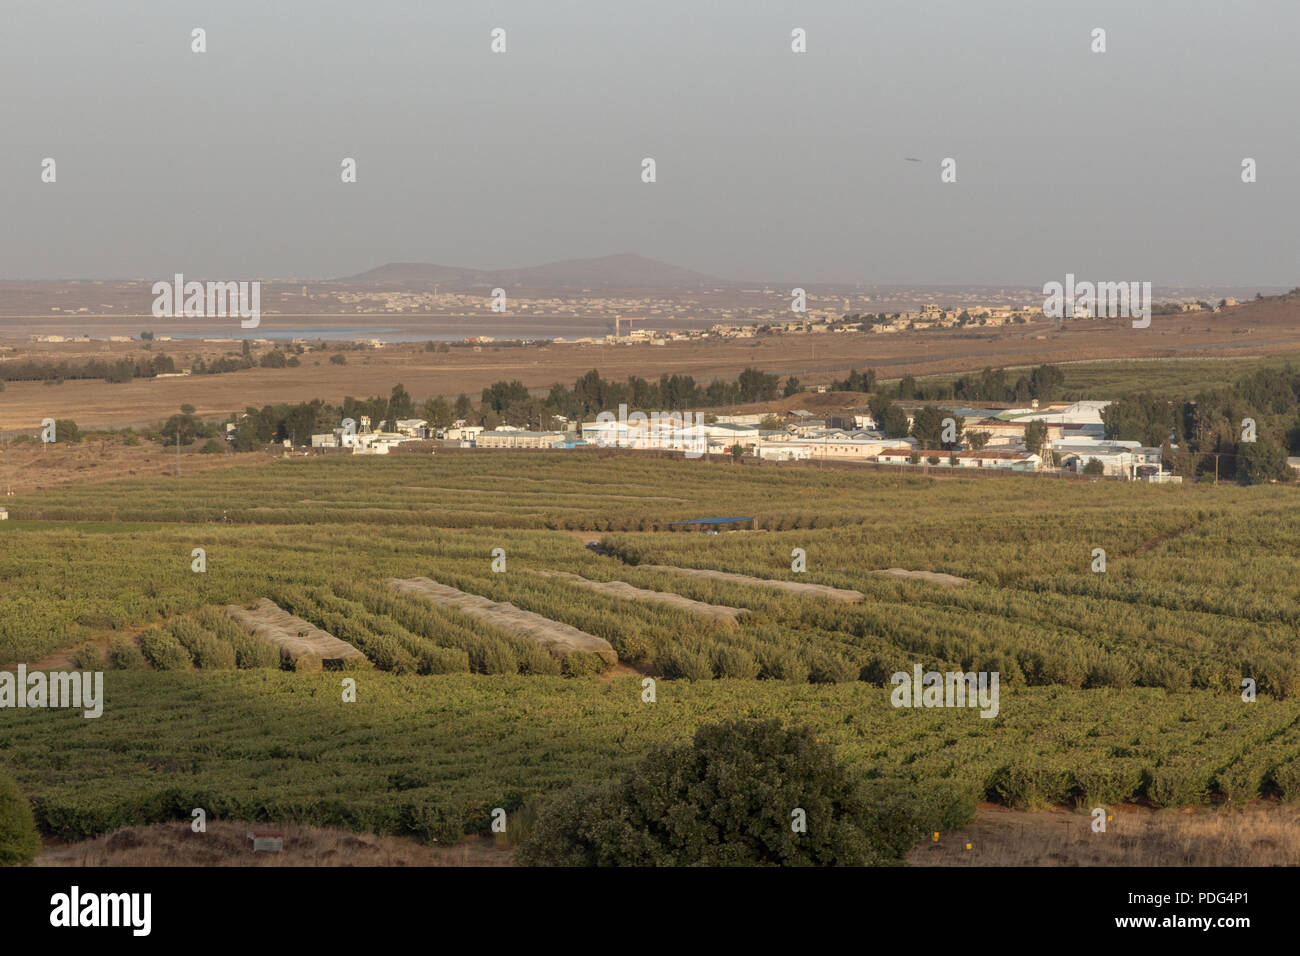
(933, 832, 940, 843)
(964, 843, 972, 851)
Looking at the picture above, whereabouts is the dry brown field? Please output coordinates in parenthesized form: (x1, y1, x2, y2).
(3, 296, 1300, 431)
(908, 804, 1300, 867)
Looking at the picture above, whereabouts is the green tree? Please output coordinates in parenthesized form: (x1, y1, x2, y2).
(783, 376, 803, 397)
(453, 394, 473, 421)
(1237, 438, 1292, 485)
(760, 414, 784, 431)
(389, 383, 415, 420)
(966, 431, 991, 451)
(909, 405, 945, 448)
(737, 367, 779, 403)
(1083, 458, 1106, 476)
(518, 719, 913, 866)
(422, 397, 454, 428)
(878, 403, 910, 439)
(0, 776, 41, 866)
(1024, 420, 1048, 457)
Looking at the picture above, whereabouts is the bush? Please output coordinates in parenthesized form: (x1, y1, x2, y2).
(519, 719, 918, 866)
(660, 644, 715, 681)
(70, 644, 104, 670)
(138, 626, 193, 670)
(418, 645, 473, 675)
(0, 776, 41, 866)
(714, 645, 761, 679)
(562, 651, 605, 678)
(330, 353, 347, 366)
(107, 638, 148, 670)
(54, 419, 82, 443)
(808, 652, 859, 684)
(199, 438, 225, 455)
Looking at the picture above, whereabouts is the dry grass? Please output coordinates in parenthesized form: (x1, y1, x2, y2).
(5, 297, 1300, 431)
(908, 804, 1300, 867)
(388, 577, 618, 665)
(225, 599, 367, 671)
(0, 438, 277, 495)
(527, 570, 750, 627)
(37, 821, 514, 867)
(874, 568, 971, 588)
(636, 565, 863, 602)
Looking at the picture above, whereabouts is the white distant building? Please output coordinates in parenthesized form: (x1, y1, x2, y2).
(475, 430, 566, 449)
(443, 425, 484, 441)
(394, 419, 428, 437)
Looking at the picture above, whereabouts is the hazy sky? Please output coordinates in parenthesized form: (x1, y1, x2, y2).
(3, 0, 1297, 285)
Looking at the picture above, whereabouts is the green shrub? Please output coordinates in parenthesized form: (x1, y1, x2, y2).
(660, 644, 714, 681)
(562, 651, 606, 678)
(70, 644, 104, 670)
(714, 645, 761, 679)
(138, 626, 193, 670)
(0, 777, 41, 866)
(808, 652, 859, 684)
(418, 645, 472, 675)
(107, 638, 147, 670)
(519, 719, 911, 866)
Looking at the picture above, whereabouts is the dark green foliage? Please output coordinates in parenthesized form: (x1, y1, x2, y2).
(70, 644, 104, 670)
(0, 777, 41, 866)
(138, 626, 192, 670)
(1237, 438, 1291, 484)
(518, 719, 953, 866)
(107, 638, 147, 670)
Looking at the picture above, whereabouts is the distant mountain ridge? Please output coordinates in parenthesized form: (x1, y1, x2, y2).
(341, 254, 731, 291)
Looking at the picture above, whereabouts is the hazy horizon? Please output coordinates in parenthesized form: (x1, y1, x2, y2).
(4, 0, 1298, 286)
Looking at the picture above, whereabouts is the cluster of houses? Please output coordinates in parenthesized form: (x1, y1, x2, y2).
(301, 399, 1173, 480)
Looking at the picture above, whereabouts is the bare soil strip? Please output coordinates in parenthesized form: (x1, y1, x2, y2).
(387, 577, 618, 665)
(873, 568, 971, 588)
(527, 570, 750, 627)
(38, 821, 512, 867)
(908, 804, 1300, 867)
(224, 599, 366, 672)
(634, 565, 863, 602)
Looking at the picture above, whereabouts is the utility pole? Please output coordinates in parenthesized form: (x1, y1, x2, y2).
(176, 428, 181, 477)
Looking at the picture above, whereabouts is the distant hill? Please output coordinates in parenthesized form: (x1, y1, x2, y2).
(341, 254, 730, 291)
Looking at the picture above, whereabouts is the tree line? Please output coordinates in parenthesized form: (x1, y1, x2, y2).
(1103, 365, 1300, 484)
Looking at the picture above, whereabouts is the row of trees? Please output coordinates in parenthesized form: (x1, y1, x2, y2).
(1102, 365, 1300, 484)
(0, 354, 174, 384)
(477, 367, 783, 430)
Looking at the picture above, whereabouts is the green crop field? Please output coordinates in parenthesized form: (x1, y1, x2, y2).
(2, 452, 1299, 845)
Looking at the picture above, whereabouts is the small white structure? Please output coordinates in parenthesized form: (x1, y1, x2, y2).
(475, 430, 566, 449)
(0, 509, 8, 521)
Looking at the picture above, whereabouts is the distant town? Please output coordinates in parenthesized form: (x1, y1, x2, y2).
(299, 396, 1173, 482)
